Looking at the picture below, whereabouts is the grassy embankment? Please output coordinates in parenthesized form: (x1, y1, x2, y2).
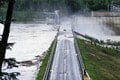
(76, 38, 120, 80)
(36, 41, 54, 80)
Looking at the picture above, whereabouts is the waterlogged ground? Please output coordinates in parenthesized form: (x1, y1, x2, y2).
(0, 23, 57, 80)
(73, 16, 120, 41)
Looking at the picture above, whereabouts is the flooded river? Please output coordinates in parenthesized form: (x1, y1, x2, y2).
(0, 23, 57, 80)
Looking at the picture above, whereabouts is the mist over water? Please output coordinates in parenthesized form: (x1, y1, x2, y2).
(72, 16, 120, 41)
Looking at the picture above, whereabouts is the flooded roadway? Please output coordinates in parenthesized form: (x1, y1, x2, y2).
(49, 19, 82, 80)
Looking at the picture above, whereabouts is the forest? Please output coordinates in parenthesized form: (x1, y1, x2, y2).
(0, 0, 119, 21)
(13, 0, 119, 11)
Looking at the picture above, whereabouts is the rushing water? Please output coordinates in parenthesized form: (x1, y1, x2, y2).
(0, 23, 57, 80)
(73, 16, 120, 41)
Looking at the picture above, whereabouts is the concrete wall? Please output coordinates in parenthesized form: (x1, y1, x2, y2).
(92, 11, 120, 17)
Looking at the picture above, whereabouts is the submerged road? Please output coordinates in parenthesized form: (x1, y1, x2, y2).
(49, 20, 82, 80)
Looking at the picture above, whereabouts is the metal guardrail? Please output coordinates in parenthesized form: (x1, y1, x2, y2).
(43, 31, 59, 80)
(72, 30, 87, 80)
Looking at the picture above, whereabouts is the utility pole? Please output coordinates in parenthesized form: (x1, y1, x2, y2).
(55, 10, 60, 31)
(0, 0, 15, 75)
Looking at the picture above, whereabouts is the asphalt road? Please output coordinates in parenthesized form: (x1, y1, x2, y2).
(49, 25, 82, 80)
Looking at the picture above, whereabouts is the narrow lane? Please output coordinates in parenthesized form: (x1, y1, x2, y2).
(49, 20, 82, 80)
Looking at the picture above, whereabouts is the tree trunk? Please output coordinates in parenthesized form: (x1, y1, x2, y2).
(0, 0, 15, 75)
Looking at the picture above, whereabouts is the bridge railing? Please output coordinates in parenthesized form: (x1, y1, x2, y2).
(43, 30, 59, 80)
(72, 30, 90, 80)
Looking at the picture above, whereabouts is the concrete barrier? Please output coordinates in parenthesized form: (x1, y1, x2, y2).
(92, 11, 120, 17)
(72, 30, 91, 80)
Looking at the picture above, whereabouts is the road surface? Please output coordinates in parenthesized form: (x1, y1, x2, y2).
(49, 20, 82, 80)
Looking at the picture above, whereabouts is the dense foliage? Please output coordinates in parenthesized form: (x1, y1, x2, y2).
(1, 0, 120, 12)
(14, 0, 83, 12)
(13, 0, 120, 11)
(83, 0, 120, 11)
(1, 0, 120, 21)
(0, 0, 83, 21)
